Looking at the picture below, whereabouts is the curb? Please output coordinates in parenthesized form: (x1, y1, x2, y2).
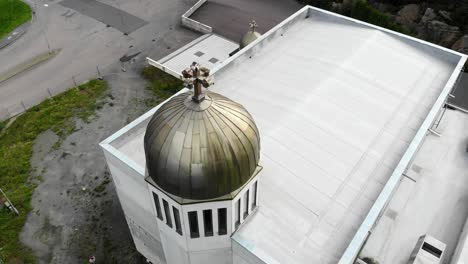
(0, 22, 31, 50)
(0, 49, 60, 84)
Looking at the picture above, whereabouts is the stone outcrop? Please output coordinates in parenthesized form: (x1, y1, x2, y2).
(395, 4, 421, 25)
(421, 8, 437, 24)
(452, 35, 468, 54)
(426, 20, 461, 47)
(438, 10, 452, 22)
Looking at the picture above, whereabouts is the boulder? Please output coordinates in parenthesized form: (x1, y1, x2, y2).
(395, 4, 421, 25)
(452, 35, 468, 54)
(426, 20, 461, 47)
(438, 10, 452, 22)
(421, 8, 437, 24)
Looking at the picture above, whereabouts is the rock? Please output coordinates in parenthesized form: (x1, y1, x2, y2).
(421, 8, 437, 24)
(438, 10, 452, 22)
(426, 20, 461, 47)
(373, 2, 397, 13)
(452, 35, 468, 54)
(395, 4, 421, 25)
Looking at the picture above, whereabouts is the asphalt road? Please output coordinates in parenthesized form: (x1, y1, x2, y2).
(0, 0, 200, 119)
(190, 0, 302, 41)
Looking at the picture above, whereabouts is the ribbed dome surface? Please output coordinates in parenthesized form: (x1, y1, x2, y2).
(144, 91, 260, 200)
(240, 31, 261, 48)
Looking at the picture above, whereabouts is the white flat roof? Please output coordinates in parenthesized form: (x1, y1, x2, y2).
(159, 33, 238, 72)
(104, 6, 466, 264)
(210, 6, 465, 264)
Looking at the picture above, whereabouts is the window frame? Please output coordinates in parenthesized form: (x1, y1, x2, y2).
(188, 211, 200, 238)
(162, 199, 172, 228)
(235, 199, 241, 229)
(218, 208, 227, 235)
(173, 206, 183, 235)
(243, 190, 249, 219)
(203, 209, 213, 237)
(251, 181, 258, 210)
(152, 192, 163, 221)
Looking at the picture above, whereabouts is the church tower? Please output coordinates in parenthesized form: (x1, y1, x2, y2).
(142, 62, 261, 264)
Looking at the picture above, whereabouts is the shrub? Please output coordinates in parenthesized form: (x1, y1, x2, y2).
(299, 0, 333, 10)
(350, 0, 409, 33)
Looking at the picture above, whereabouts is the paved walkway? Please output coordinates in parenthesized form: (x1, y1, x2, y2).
(361, 109, 468, 264)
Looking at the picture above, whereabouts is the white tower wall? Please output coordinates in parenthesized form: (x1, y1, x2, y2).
(102, 149, 166, 264)
(146, 175, 260, 264)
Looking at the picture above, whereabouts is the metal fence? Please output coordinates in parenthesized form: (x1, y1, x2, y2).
(0, 59, 118, 122)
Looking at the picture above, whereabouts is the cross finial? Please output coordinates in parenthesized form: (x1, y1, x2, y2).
(249, 20, 258, 32)
(181, 62, 213, 103)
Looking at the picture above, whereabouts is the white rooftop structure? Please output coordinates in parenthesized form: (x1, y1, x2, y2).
(101, 6, 467, 264)
(157, 34, 238, 73)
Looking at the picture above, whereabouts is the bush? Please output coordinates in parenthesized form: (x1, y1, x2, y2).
(299, 0, 332, 10)
(350, 0, 409, 33)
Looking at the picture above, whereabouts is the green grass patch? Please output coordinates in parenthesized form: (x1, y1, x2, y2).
(0, 120, 6, 132)
(0, 0, 32, 40)
(141, 66, 184, 105)
(0, 79, 107, 263)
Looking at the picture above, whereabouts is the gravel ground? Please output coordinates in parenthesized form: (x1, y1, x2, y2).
(19, 59, 160, 264)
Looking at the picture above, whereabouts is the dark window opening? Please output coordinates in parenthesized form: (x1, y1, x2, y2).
(235, 200, 241, 229)
(203, 210, 213, 237)
(188, 211, 199, 238)
(162, 199, 172, 228)
(252, 181, 258, 210)
(173, 206, 182, 235)
(422, 242, 442, 258)
(218, 208, 227, 235)
(243, 190, 249, 219)
(152, 192, 163, 220)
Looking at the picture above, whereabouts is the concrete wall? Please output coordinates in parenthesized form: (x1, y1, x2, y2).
(101, 148, 165, 263)
(232, 239, 266, 264)
(181, 0, 212, 34)
(451, 217, 468, 264)
(147, 57, 183, 79)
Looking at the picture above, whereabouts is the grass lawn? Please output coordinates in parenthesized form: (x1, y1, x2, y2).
(0, 0, 32, 40)
(141, 66, 184, 105)
(0, 79, 107, 263)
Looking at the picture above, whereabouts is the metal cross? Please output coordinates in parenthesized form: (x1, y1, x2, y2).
(181, 62, 213, 103)
(249, 20, 258, 32)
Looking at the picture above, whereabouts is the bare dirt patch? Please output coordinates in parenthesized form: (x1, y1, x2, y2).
(20, 63, 157, 264)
